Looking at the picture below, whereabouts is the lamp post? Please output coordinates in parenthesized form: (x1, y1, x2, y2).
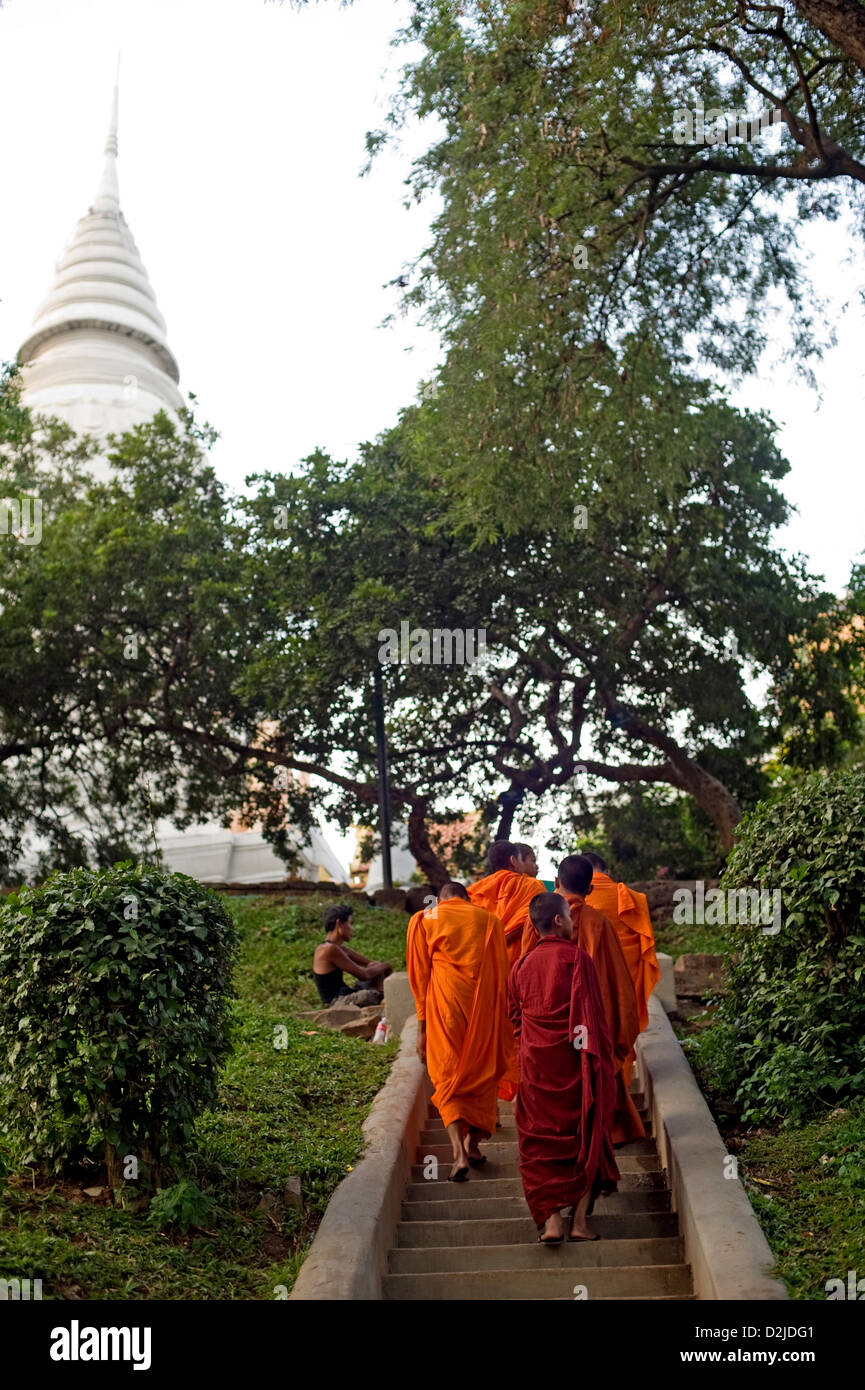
(372, 664, 393, 890)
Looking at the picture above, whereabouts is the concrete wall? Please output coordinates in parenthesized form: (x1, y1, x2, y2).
(290, 1017, 430, 1300)
(636, 994, 787, 1301)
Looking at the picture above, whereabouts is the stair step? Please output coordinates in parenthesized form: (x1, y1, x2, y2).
(404, 1170, 667, 1204)
(383, 1262, 692, 1300)
(613, 1138, 656, 1155)
(397, 1210, 681, 1247)
(408, 1153, 661, 1188)
(388, 1235, 684, 1274)
(402, 1189, 671, 1222)
(419, 1127, 519, 1145)
(415, 1142, 517, 1164)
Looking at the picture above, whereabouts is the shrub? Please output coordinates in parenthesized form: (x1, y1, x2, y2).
(147, 1178, 214, 1234)
(0, 864, 239, 1186)
(700, 769, 865, 1122)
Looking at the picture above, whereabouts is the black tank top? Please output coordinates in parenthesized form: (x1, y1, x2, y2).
(314, 941, 348, 1006)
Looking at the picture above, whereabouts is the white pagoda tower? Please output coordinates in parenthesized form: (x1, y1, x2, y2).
(15, 82, 349, 888)
(18, 81, 183, 457)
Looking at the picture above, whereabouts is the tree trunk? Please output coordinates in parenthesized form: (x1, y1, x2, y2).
(407, 796, 450, 888)
(792, 0, 865, 76)
(495, 786, 525, 841)
(667, 761, 742, 854)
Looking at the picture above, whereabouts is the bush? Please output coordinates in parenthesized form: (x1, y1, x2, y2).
(0, 864, 239, 1185)
(700, 769, 865, 1123)
(147, 1178, 214, 1234)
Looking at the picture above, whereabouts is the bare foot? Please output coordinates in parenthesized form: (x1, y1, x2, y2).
(569, 1215, 599, 1241)
(540, 1211, 564, 1244)
(465, 1130, 485, 1163)
(448, 1155, 470, 1182)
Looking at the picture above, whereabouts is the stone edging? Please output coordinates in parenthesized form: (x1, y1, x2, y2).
(290, 1016, 429, 1300)
(636, 993, 788, 1301)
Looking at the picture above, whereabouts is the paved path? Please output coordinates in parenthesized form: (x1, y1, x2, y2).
(384, 1084, 694, 1300)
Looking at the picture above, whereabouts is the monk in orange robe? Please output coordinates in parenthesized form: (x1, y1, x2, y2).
(468, 841, 546, 1100)
(520, 854, 642, 1145)
(583, 851, 660, 1093)
(407, 881, 513, 1182)
(468, 840, 547, 968)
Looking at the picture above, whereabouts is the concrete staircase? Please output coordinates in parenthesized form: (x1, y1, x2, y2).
(383, 1084, 694, 1300)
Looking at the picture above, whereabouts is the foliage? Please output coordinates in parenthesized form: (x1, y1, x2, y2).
(692, 769, 865, 1122)
(772, 565, 865, 771)
(368, 0, 865, 535)
(0, 866, 239, 1184)
(737, 1101, 865, 1300)
(0, 894, 401, 1298)
(146, 1179, 214, 1234)
(561, 782, 727, 880)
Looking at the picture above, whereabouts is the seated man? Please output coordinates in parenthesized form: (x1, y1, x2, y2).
(313, 904, 393, 1008)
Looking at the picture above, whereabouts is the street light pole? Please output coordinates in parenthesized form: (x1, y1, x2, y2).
(372, 664, 393, 890)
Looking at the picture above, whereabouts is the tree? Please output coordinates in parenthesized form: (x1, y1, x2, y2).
(241, 370, 831, 859)
(362, 0, 864, 534)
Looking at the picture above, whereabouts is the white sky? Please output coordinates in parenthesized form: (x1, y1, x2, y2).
(1, 0, 863, 877)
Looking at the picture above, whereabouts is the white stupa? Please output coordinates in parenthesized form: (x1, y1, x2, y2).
(19, 79, 183, 462)
(16, 79, 349, 888)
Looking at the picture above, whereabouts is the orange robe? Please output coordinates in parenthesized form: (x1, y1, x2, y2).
(406, 899, 513, 1136)
(587, 872, 660, 1034)
(468, 869, 546, 1100)
(468, 869, 547, 968)
(521, 892, 642, 1144)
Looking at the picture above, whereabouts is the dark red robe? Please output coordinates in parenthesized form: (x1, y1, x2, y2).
(508, 935, 619, 1227)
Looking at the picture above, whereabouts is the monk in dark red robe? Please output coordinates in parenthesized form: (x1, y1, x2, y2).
(509, 892, 619, 1244)
(519, 854, 643, 1144)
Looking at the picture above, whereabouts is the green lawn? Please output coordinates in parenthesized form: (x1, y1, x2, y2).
(668, 922, 865, 1301)
(0, 893, 408, 1299)
(737, 1104, 865, 1299)
(653, 912, 730, 958)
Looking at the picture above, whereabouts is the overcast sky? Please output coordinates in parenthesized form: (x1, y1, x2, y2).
(1, 0, 863, 875)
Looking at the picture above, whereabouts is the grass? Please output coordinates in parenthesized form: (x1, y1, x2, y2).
(736, 1104, 865, 1299)
(665, 913, 865, 1301)
(652, 911, 730, 958)
(0, 892, 408, 1299)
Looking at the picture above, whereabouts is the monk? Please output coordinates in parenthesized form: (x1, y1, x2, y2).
(583, 851, 660, 1094)
(468, 841, 546, 1101)
(520, 855, 643, 1144)
(509, 893, 619, 1245)
(407, 881, 513, 1182)
(468, 840, 547, 968)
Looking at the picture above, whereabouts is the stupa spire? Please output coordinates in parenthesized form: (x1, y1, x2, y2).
(93, 60, 120, 213)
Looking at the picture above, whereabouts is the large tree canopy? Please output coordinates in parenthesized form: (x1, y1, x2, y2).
(1, 360, 839, 882)
(364, 0, 864, 534)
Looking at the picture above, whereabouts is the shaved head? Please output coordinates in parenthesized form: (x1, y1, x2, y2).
(488, 840, 518, 872)
(529, 892, 571, 938)
(583, 851, 608, 873)
(557, 854, 594, 896)
(438, 881, 469, 901)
